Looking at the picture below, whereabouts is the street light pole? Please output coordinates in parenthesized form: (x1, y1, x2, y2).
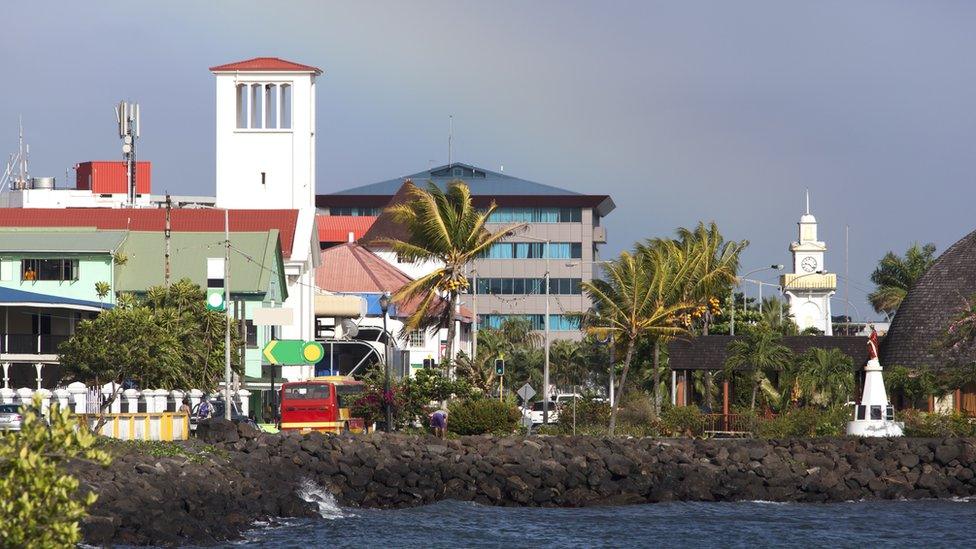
(223, 208, 232, 420)
(734, 264, 783, 334)
(543, 240, 551, 424)
(379, 292, 392, 432)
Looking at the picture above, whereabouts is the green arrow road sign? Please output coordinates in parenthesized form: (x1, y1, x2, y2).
(262, 340, 326, 365)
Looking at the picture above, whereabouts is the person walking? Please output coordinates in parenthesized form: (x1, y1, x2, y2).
(429, 408, 448, 439)
(179, 398, 192, 416)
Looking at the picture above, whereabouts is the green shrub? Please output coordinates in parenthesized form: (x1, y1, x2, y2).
(899, 409, 976, 437)
(755, 406, 850, 438)
(660, 405, 703, 437)
(448, 399, 521, 435)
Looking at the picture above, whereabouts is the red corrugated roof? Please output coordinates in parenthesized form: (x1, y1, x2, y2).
(0, 208, 300, 257)
(209, 57, 322, 74)
(317, 215, 377, 243)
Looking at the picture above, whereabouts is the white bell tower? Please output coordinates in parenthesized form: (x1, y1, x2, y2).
(781, 191, 836, 335)
(212, 57, 320, 210)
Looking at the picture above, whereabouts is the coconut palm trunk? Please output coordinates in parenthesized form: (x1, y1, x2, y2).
(652, 338, 662, 417)
(443, 291, 458, 375)
(608, 337, 635, 436)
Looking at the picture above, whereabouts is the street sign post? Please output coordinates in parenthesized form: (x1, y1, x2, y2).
(517, 383, 535, 403)
(262, 340, 326, 365)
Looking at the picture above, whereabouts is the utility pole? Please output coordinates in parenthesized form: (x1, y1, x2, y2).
(543, 239, 551, 425)
(224, 208, 232, 420)
(164, 194, 172, 287)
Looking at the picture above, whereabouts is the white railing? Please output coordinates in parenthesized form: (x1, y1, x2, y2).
(0, 382, 251, 419)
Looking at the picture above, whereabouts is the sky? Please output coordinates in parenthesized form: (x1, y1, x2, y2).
(2, 1, 976, 321)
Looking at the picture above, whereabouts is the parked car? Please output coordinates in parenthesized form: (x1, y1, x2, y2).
(190, 399, 255, 431)
(0, 404, 24, 431)
(527, 400, 560, 425)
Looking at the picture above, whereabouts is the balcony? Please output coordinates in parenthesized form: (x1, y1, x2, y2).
(593, 226, 607, 243)
(780, 273, 837, 292)
(1, 334, 70, 356)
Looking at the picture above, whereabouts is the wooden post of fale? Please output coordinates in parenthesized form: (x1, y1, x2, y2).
(722, 379, 730, 431)
(955, 389, 962, 413)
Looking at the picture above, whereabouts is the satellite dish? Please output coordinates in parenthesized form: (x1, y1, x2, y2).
(340, 319, 359, 338)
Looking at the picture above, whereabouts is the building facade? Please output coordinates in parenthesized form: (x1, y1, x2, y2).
(318, 163, 615, 341)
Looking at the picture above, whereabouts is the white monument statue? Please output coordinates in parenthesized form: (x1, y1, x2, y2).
(847, 326, 904, 437)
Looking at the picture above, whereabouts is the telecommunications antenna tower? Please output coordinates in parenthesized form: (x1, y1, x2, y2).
(115, 101, 140, 206)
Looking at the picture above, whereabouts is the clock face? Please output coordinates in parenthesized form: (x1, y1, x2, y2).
(801, 256, 818, 273)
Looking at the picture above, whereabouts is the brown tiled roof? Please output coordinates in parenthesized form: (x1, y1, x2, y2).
(668, 335, 869, 371)
(880, 228, 976, 369)
(357, 181, 414, 246)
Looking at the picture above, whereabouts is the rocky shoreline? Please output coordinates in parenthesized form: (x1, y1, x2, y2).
(71, 420, 976, 546)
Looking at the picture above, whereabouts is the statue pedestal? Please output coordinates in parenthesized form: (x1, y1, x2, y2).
(847, 358, 903, 437)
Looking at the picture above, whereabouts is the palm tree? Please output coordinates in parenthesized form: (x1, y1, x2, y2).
(868, 243, 937, 318)
(550, 339, 583, 388)
(378, 180, 523, 364)
(724, 325, 794, 410)
(673, 221, 748, 335)
(794, 347, 854, 407)
(639, 223, 747, 412)
(582, 250, 693, 435)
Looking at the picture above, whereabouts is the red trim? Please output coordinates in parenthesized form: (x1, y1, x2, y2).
(209, 57, 322, 74)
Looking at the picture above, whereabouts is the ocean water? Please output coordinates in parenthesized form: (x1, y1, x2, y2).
(219, 484, 976, 549)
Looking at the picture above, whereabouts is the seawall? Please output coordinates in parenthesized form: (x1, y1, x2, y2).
(71, 421, 976, 545)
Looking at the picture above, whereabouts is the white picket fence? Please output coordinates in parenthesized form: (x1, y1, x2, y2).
(0, 382, 251, 418)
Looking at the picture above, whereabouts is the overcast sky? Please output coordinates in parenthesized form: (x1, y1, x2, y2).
(2, 1, 975, 321)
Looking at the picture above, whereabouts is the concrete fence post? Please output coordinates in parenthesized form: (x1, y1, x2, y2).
(53, 388, 71, 411)
(102, 383, 122, 413)
(171, 390, 185, 413)
(141, 389, 156, 413)
(123, 389, 140, 413)
(0, 387, 15, 405)
(67, 382, 87, 414)
(153, 389, 169, 413)
(36, 388, 52, 416)
(188, 389, 203, 411)
(237, 389, 251, 417)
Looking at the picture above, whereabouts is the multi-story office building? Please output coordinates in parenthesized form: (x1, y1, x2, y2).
(317, 162, 615, 340)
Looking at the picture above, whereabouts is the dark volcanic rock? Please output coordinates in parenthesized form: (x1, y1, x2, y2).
(72, 426, 976, 547)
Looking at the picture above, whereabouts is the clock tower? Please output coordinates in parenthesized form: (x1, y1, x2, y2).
(781, 191, 836, 334)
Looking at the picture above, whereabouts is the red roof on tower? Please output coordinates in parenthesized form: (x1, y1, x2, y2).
(0, 209, 300, 257)
(209, 57, 322, 75)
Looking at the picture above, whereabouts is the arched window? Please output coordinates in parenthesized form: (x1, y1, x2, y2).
(280, 84, 292, 129)
(265, 84, 277, 128)
(250, 84, 263, 129)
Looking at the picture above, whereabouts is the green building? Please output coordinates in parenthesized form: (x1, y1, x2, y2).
(114, 230, 288, 379)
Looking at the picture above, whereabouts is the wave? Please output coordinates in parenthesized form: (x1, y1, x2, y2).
(297, 479, 355, 520)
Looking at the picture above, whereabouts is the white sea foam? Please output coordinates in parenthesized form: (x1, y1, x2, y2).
(297, 478, 355, 520)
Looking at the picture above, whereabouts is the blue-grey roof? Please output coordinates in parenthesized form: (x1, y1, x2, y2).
(0, 286, 112, 311)
(329, 163, 582, 196)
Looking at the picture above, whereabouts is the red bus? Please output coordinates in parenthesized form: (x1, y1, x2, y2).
(278, 376, 367, 434)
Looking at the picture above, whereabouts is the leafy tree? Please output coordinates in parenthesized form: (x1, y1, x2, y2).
(582, 250, 693, 435)
(868, 242, 936, 318)
(0, 396, 111, 547)
(793, 347, 854, 408)
(59, 279, 242, 412)
(724, 325, 794, 410)
(378, 181, 522, 365)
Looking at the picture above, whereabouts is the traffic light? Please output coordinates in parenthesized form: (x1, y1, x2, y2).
(206, 258, 225, 311)
(494, 358, 505, 376)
